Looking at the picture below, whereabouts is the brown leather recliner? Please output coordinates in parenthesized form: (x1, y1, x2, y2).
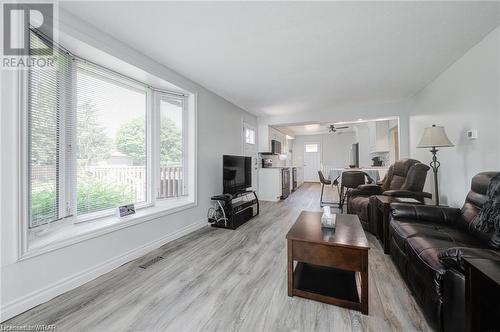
(389, 172, 500, 331)
(347, 158, 431, 233)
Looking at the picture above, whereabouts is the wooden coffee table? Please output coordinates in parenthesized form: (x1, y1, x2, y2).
(286, 211, 370, 314)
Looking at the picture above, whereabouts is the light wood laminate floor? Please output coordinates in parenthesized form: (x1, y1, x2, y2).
(6, 183, 432, 331)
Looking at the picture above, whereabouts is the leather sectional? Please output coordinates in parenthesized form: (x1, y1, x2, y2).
(389, 172, 500, 331)
(347, 158, 431, 233)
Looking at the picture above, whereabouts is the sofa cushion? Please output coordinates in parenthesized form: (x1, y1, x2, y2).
(390, 219, 486, 251)
(390, 219, 444, 251)
(349, 196, 369, 221)
(381, 159, 421, 191)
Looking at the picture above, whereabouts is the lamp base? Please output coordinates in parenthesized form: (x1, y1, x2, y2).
(429, 147, 440, 206)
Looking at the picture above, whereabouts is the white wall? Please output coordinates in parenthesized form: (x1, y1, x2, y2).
(409, 26, 500, 207)
(0, 10, 256, 320)
(292, 132, 356, 169)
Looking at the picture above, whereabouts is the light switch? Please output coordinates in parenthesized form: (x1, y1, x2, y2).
(466, 129, 478, 140)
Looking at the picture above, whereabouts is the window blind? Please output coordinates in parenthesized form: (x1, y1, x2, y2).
(28, 30, 72, 227)
(75, 62, 148, 216)
(27, 28, 190, 228)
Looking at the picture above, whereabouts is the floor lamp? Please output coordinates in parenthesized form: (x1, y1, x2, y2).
(417, 125, 454, 206)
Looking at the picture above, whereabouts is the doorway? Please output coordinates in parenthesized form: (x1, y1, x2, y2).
(303, 142, 321, 182)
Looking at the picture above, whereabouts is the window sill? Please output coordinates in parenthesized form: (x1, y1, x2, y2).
(22, 196, 197, 260)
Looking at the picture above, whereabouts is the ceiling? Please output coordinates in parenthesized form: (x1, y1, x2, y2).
(61, 1, 500, 117)
(273, 122, 358, 136)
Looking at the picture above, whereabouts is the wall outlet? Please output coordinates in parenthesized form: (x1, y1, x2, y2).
(466, 129, 478, 140)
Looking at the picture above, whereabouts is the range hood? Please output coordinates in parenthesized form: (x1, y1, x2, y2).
(259, 140, 281, 155)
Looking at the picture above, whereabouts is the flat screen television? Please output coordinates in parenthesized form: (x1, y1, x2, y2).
(223, 155, 252, 194)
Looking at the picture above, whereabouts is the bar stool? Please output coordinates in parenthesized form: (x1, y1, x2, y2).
(318, 170, 340, 207)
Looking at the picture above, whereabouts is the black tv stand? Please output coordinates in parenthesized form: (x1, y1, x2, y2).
(208, 190, 259, 230)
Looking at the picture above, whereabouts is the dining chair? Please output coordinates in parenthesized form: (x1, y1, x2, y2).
(339, 171, 373, 210)
(318, 170, 340, 207)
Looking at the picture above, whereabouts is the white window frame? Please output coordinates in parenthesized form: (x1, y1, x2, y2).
(18, 31, 198, 259)
(305, 143, 319, 153)
(73, 63, 153, 223)
(244, 126, 255, 145)
(154, 91, 189, 199)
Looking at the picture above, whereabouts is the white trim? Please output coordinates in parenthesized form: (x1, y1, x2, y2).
(154, 91, 189, 197)
(189, 92, 198, 206)
(21, 198, 197, 260)
(18, 67, 29, 259)
(2, 218, 207, 322)
(182, 94, 188, 195)
(152, 90, 160, 198)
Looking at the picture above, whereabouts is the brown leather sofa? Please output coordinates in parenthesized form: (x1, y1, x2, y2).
(347, 158, 431, 233)
(389, 172, 500, 331)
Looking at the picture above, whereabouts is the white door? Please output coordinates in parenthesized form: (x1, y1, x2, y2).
(243, 122, 258, 191)
(303, 142, 321, 182)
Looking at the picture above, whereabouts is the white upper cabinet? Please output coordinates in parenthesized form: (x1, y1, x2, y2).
(368, 121, 389, 153)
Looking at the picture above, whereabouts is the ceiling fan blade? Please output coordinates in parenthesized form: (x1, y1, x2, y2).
(336, 126, 349, 129)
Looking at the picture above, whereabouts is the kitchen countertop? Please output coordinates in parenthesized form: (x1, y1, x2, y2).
(261, 165, 302, 169)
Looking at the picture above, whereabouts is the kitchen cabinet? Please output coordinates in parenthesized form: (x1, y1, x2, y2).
(368, 121, 389, 153)
(258, 168, 282, 202)
(296, 167, 304, 187)
(269, 127, 286, 154)
(258, 166, 303, 202)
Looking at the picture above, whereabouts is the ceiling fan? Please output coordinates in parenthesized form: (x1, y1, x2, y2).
(328, 124, 349, 133)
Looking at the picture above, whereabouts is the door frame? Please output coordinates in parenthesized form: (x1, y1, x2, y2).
(303, 141, 321, 182)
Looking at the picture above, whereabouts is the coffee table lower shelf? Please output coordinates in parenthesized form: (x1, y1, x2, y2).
(292, 262, 362, 311)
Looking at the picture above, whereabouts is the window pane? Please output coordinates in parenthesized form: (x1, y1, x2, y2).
(305, 144, 318, 153)
(158, 95, 185, 198)
(245, 128, 255, 144)
(28, 31, 71, 227)
(76, 65, 147, 215)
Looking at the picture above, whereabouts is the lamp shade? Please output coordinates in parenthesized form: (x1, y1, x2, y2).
(417, 125, 454, 148)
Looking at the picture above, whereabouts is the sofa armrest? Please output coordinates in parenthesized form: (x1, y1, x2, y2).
(390, 203, 462, 225)
(383, 189, 433, 200)
(348, 184, 383, 197)
(438, 247, 500, 273)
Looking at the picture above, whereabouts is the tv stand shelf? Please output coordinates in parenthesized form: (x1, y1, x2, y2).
(209, 191, 259, 230)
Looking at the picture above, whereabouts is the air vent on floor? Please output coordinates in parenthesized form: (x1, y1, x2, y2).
(139, 256, 164, 269)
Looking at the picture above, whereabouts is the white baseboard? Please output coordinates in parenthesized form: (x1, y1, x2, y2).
(1, 219, 207, 322)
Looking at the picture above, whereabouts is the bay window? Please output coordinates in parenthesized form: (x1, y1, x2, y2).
(75, 62, 149, 218)
(26, 28, 193, 232)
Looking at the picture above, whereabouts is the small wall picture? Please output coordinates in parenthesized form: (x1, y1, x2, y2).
(117, 204, 136, 218)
